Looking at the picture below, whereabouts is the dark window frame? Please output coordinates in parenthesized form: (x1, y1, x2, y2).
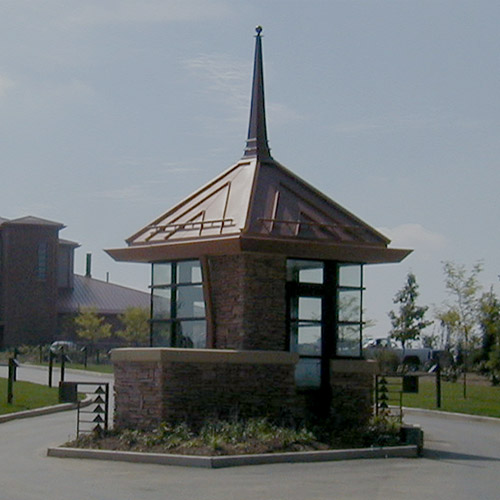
(286, 259, 364, 389)
(150, 260, 206, 348)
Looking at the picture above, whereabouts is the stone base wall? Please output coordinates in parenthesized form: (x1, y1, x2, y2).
(330, 360, 377, 427)
(113, 360, 163, 430)
(112, 348, 299, 430)
(112, 349, 378, 431)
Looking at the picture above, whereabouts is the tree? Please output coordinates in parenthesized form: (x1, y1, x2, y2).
(388, 272, 432, 350)
(439, 260, 483, 397)
(435, 308, 460, 352)
(116, 307, 150, 346)
(74, 308, 112, 344)
(478, 288, 500, 361)
(479, 288, 500, 384)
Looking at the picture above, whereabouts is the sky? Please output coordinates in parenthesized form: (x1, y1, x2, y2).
(1, 0, 499, 341)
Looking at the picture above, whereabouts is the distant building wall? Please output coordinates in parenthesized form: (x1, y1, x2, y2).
(1, 224, 59, 347)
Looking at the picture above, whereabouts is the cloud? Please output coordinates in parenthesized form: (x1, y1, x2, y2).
(60, 0, 229, 27)
(0, 75, 14, 98)
(378, 223, 447, 259)
(334, 112, 483, 136)
(93, 161, 202, 203)
(184, 53, 302, 129)
(184, 53, 249, 117)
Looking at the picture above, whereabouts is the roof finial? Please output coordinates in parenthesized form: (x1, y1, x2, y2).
(243, 26, 272, 160)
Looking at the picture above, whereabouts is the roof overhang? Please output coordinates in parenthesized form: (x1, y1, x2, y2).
(105, 234, 411, 265)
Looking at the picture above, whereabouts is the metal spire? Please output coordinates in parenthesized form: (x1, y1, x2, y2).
(243, 26, 272, 160)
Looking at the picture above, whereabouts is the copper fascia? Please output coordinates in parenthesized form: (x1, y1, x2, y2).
(106, 232, 411, 265)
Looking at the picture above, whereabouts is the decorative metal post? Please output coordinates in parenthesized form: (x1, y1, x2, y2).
(81, 346, 88, 368)
(48, 350, 55, 387)
(7, 358, 19, 404)
(436, 360, 442, 408)
(60, 351, 66, 384)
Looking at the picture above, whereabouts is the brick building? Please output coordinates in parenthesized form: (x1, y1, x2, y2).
(107, 28, 411, 428)
(0, 216, 149, 348)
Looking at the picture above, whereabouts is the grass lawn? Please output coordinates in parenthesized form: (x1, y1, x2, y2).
(0, 378, 60, 415)
(399, 377, 500, 418)
(28, 362, 114, 374)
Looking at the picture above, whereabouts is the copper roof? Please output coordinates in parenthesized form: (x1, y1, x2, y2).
(106, 27, 411, 265)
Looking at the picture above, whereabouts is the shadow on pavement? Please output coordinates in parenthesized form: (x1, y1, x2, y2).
(423, 449, 500, 462)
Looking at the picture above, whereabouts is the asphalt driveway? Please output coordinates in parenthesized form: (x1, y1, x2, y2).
(0, 365, 499, 500)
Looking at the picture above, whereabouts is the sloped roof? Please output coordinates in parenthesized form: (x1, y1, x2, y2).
(59, 238, 80, 248)
(4, 215, 65, 228)
(106, 27, 411, 265)
(57, 274, 149, 315)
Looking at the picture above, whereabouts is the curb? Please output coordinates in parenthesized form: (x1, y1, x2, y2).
(0, 402, 79, 424)
(47, 445, 418, 468)
(403, 407, 500, 424)
(0, 395, 93, 424)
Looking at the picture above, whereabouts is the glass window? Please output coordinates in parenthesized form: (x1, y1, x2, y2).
(337, 325, 361, 357)
(178, 320, 206, 349)
(338, 290, 362, 323)
(177, 285, 205, 318)
(298, 297, 322, 322)
(287, 260, 323, 284)
(152, 263, 172, 286)
(177, 260, 202, 284)
(294, 358, 321, 388)
(339, 264, 362, 288)
(150, 260, 206, 348)
(296, 324, 322, 355)
(151, 322, 172, 347)
(152, 288, 171, 320)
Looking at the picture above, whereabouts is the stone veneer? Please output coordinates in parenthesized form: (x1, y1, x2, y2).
(207, 253, 286, 350)
(330, 359, 378, 426)
(112, 348, 299, 430)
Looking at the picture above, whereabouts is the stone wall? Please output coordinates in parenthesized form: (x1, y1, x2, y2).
(113, 360, 163, 430)
(112, 348, 299, 430)
(330, 359, 377, 427)
(207, 253, 286, 351)
(112, 349, 379, 431)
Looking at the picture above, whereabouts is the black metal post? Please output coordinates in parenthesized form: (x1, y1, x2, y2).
(436, 361, 442, 408)
(12, 348, 19, 381)
(60, 352, 66, 384)
(48, 350, 54, 387)
(7, 358, 18, 404)
(82, 346, 88, 369)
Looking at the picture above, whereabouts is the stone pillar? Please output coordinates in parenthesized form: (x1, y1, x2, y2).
(207, 253, 287, 350)
(330, 359, 379, 427)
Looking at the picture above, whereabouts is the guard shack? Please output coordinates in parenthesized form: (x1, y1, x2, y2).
(107, 27, 411, 430)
